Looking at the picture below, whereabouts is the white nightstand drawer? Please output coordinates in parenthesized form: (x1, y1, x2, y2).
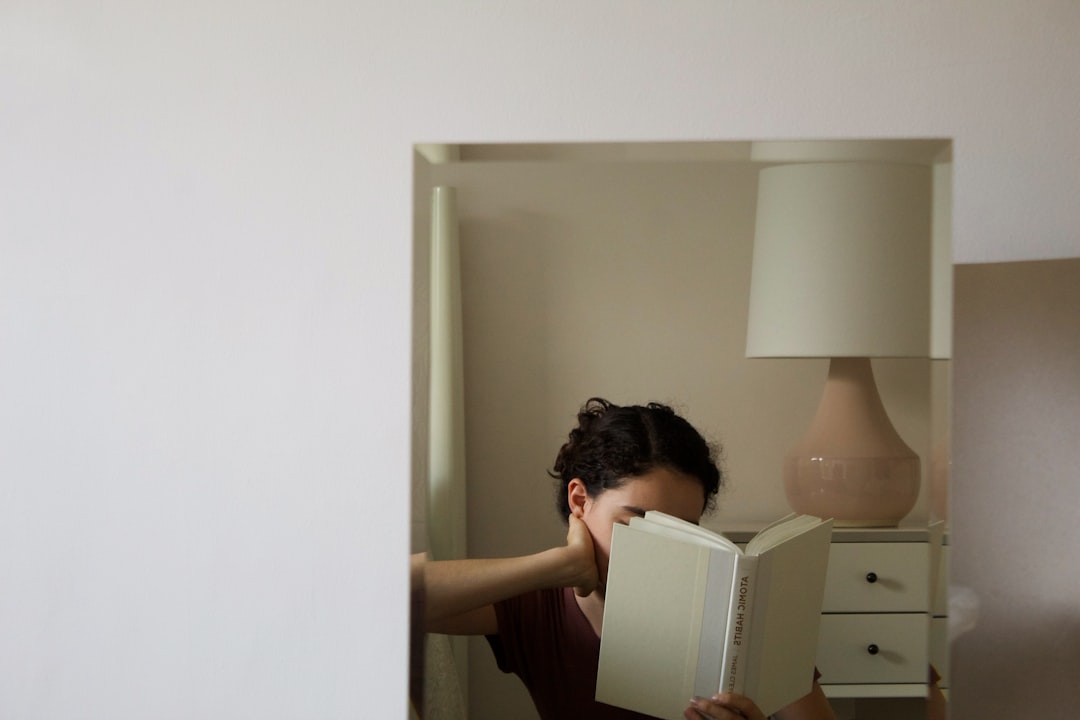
(823, 542, 929, 612)
(817, 614, 929, 685)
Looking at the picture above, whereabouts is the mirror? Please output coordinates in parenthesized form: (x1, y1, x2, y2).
(411, 140, 952, 720)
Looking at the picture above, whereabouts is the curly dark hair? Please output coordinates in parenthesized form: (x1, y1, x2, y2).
(550, 398, 724, 521)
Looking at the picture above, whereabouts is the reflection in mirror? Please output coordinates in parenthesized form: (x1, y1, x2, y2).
(411, 140, 952, 720)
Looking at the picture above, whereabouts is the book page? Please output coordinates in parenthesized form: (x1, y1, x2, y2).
(637, 510, 742, 553)
(745, 514, 823, 555)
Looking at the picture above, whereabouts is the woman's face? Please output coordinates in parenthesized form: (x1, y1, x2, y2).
(571, 467, 706, 591)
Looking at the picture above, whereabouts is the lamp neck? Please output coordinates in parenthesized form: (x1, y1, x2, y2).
(822, 357, 886, 411)
(792, 357, 914, 456)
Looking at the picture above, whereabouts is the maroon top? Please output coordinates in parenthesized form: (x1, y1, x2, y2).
(486, 587, 655, 719)
(486, 587, 822, 719)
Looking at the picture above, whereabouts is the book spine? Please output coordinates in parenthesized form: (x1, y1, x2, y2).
(718, 555, 758, 696)
(692, 551, 736, 698)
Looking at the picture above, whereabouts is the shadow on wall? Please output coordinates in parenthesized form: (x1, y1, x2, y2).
(951, 258, 1080, 719)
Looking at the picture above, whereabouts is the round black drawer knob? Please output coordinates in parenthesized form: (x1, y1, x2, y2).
(865, 572, 878, 583)
(867, 644, 880, 655)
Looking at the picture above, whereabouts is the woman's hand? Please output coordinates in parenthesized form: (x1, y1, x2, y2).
(565, 514, 599, 597)
(685, 692, 767, 720)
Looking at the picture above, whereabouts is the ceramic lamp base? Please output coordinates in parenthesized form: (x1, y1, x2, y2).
(784, 454, 920, 527)
(783, 357, 921, 527)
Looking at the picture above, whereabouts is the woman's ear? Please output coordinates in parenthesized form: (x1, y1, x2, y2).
(567, 478, 590, 519)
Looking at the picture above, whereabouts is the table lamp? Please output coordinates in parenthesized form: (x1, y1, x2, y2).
(746, 160, 932, 526)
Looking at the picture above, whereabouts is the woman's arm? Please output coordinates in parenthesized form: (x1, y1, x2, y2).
(419, 514, 598, 635)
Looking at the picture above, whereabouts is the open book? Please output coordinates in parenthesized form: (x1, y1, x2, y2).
(595, 512, 833, 719)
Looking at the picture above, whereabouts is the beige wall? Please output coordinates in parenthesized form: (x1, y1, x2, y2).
(425, 155, 934, 718)
(951, 259, 1080, 717)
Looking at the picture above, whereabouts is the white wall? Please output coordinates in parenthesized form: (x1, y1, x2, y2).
(3, 2, 1079, 718)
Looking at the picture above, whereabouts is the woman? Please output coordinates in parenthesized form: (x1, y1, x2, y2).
(422, 398, 836, 720)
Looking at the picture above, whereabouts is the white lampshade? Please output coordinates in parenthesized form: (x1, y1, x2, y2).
(746, 162, 932, 359)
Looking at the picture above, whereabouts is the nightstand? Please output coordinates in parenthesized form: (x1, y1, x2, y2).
(816, 526, 932, 699)
(721, 523, 936, 701)
(928, 522, 949, 696)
